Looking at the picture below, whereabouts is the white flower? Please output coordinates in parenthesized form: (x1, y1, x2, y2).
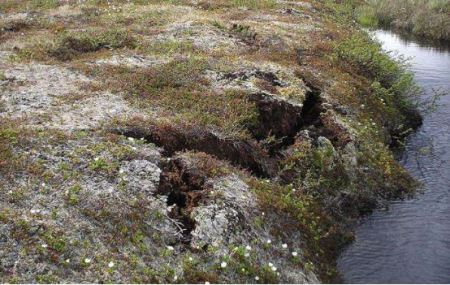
(188, 257, 193, 261)
(244, 252, 250, 257)
(220, 261, 227, 268)
(41, 244, 48, 248)
(245, 245, 251, 251)
(292, 251, 298, 257)
(41, 183, 46, 187)
(128, 137, 135, 142)
(167, 246, 174, 251)
(30, 209, 40, 214)
(119, 169, 124, 174)
(173, 275, 178, 281)
(65, 259, 70, 263)
(282, 243, 288, 249)
(271, 266, 277, 272)
(94, 157, 100, 161)
(266, 239, 271, 244)
(108, 261, 115, 268)
(255, 276, 260, 281)
(84, 258, 91, 263)
(268, 262, 273, 267)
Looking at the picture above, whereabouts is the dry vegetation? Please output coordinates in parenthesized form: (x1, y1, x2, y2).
(355, 0, 450, 41)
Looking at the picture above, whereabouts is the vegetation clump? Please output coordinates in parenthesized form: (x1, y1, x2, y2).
(49, 30, 137, 61)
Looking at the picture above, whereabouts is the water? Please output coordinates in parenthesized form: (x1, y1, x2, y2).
(337, 30, 450, 283)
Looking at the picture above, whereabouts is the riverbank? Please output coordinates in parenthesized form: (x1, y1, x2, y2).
(338, 29, 450, 283)
(0, 1, 421, 283)
(355, 0, 450, 42)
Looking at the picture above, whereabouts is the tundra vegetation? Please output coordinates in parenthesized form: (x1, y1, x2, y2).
(355, 0, 450, 42)
(0, 0, 421, 283)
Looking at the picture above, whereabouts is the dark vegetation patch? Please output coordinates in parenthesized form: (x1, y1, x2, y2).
(48, 30, 136, 61)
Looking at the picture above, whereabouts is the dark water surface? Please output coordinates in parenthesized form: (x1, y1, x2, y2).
(337, 30, 450, 283)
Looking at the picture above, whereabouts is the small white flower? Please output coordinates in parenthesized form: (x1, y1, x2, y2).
(41, 183, 46, 187)
(220, 261, 227, 268)
(266, 239, 272, 244)
(132, 147, 137, 150)
(292, 251, 298, 257)
(255, 276, 260, 281)
(244, 252, 250, 257)
(188, 257, 193, 261)
(167, 246, 174, 251)
(128, 137, 135, 142)
(173, 275, 178, 281)
(41, 244, 48, 248)
(84, 258, 91, 264)
(282, 243, 288, 249)
(268, 262, 273, 267)
(241, 268, 245, 272)
(108, 261, 115, 268)
(271, 266, 277, 272)
(94, 157, 100, 161)
(245, 245, 251, 251)
(65, 259, 70, 263)
(30, 209, 40, 214)
(261, 212, 265, 216)
(119, 169, 124, 174)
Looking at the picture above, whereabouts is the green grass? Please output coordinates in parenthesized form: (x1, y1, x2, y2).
(356, 0, 450, 41)
(333, 33, 421, 132)
(230, 0, 277, 9)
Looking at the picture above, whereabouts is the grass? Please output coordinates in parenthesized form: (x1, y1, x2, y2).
(355, 0, 450, 41)
(94, 57, 260, 138)
(333, 32, 422, 135)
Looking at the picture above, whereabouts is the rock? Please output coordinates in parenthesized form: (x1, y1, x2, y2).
(119, 159, 161, 195)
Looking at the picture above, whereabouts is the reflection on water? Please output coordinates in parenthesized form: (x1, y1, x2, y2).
(337, 30, 450, 283)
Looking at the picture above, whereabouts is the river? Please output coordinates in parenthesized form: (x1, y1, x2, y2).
(337, 30, 450, 283)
